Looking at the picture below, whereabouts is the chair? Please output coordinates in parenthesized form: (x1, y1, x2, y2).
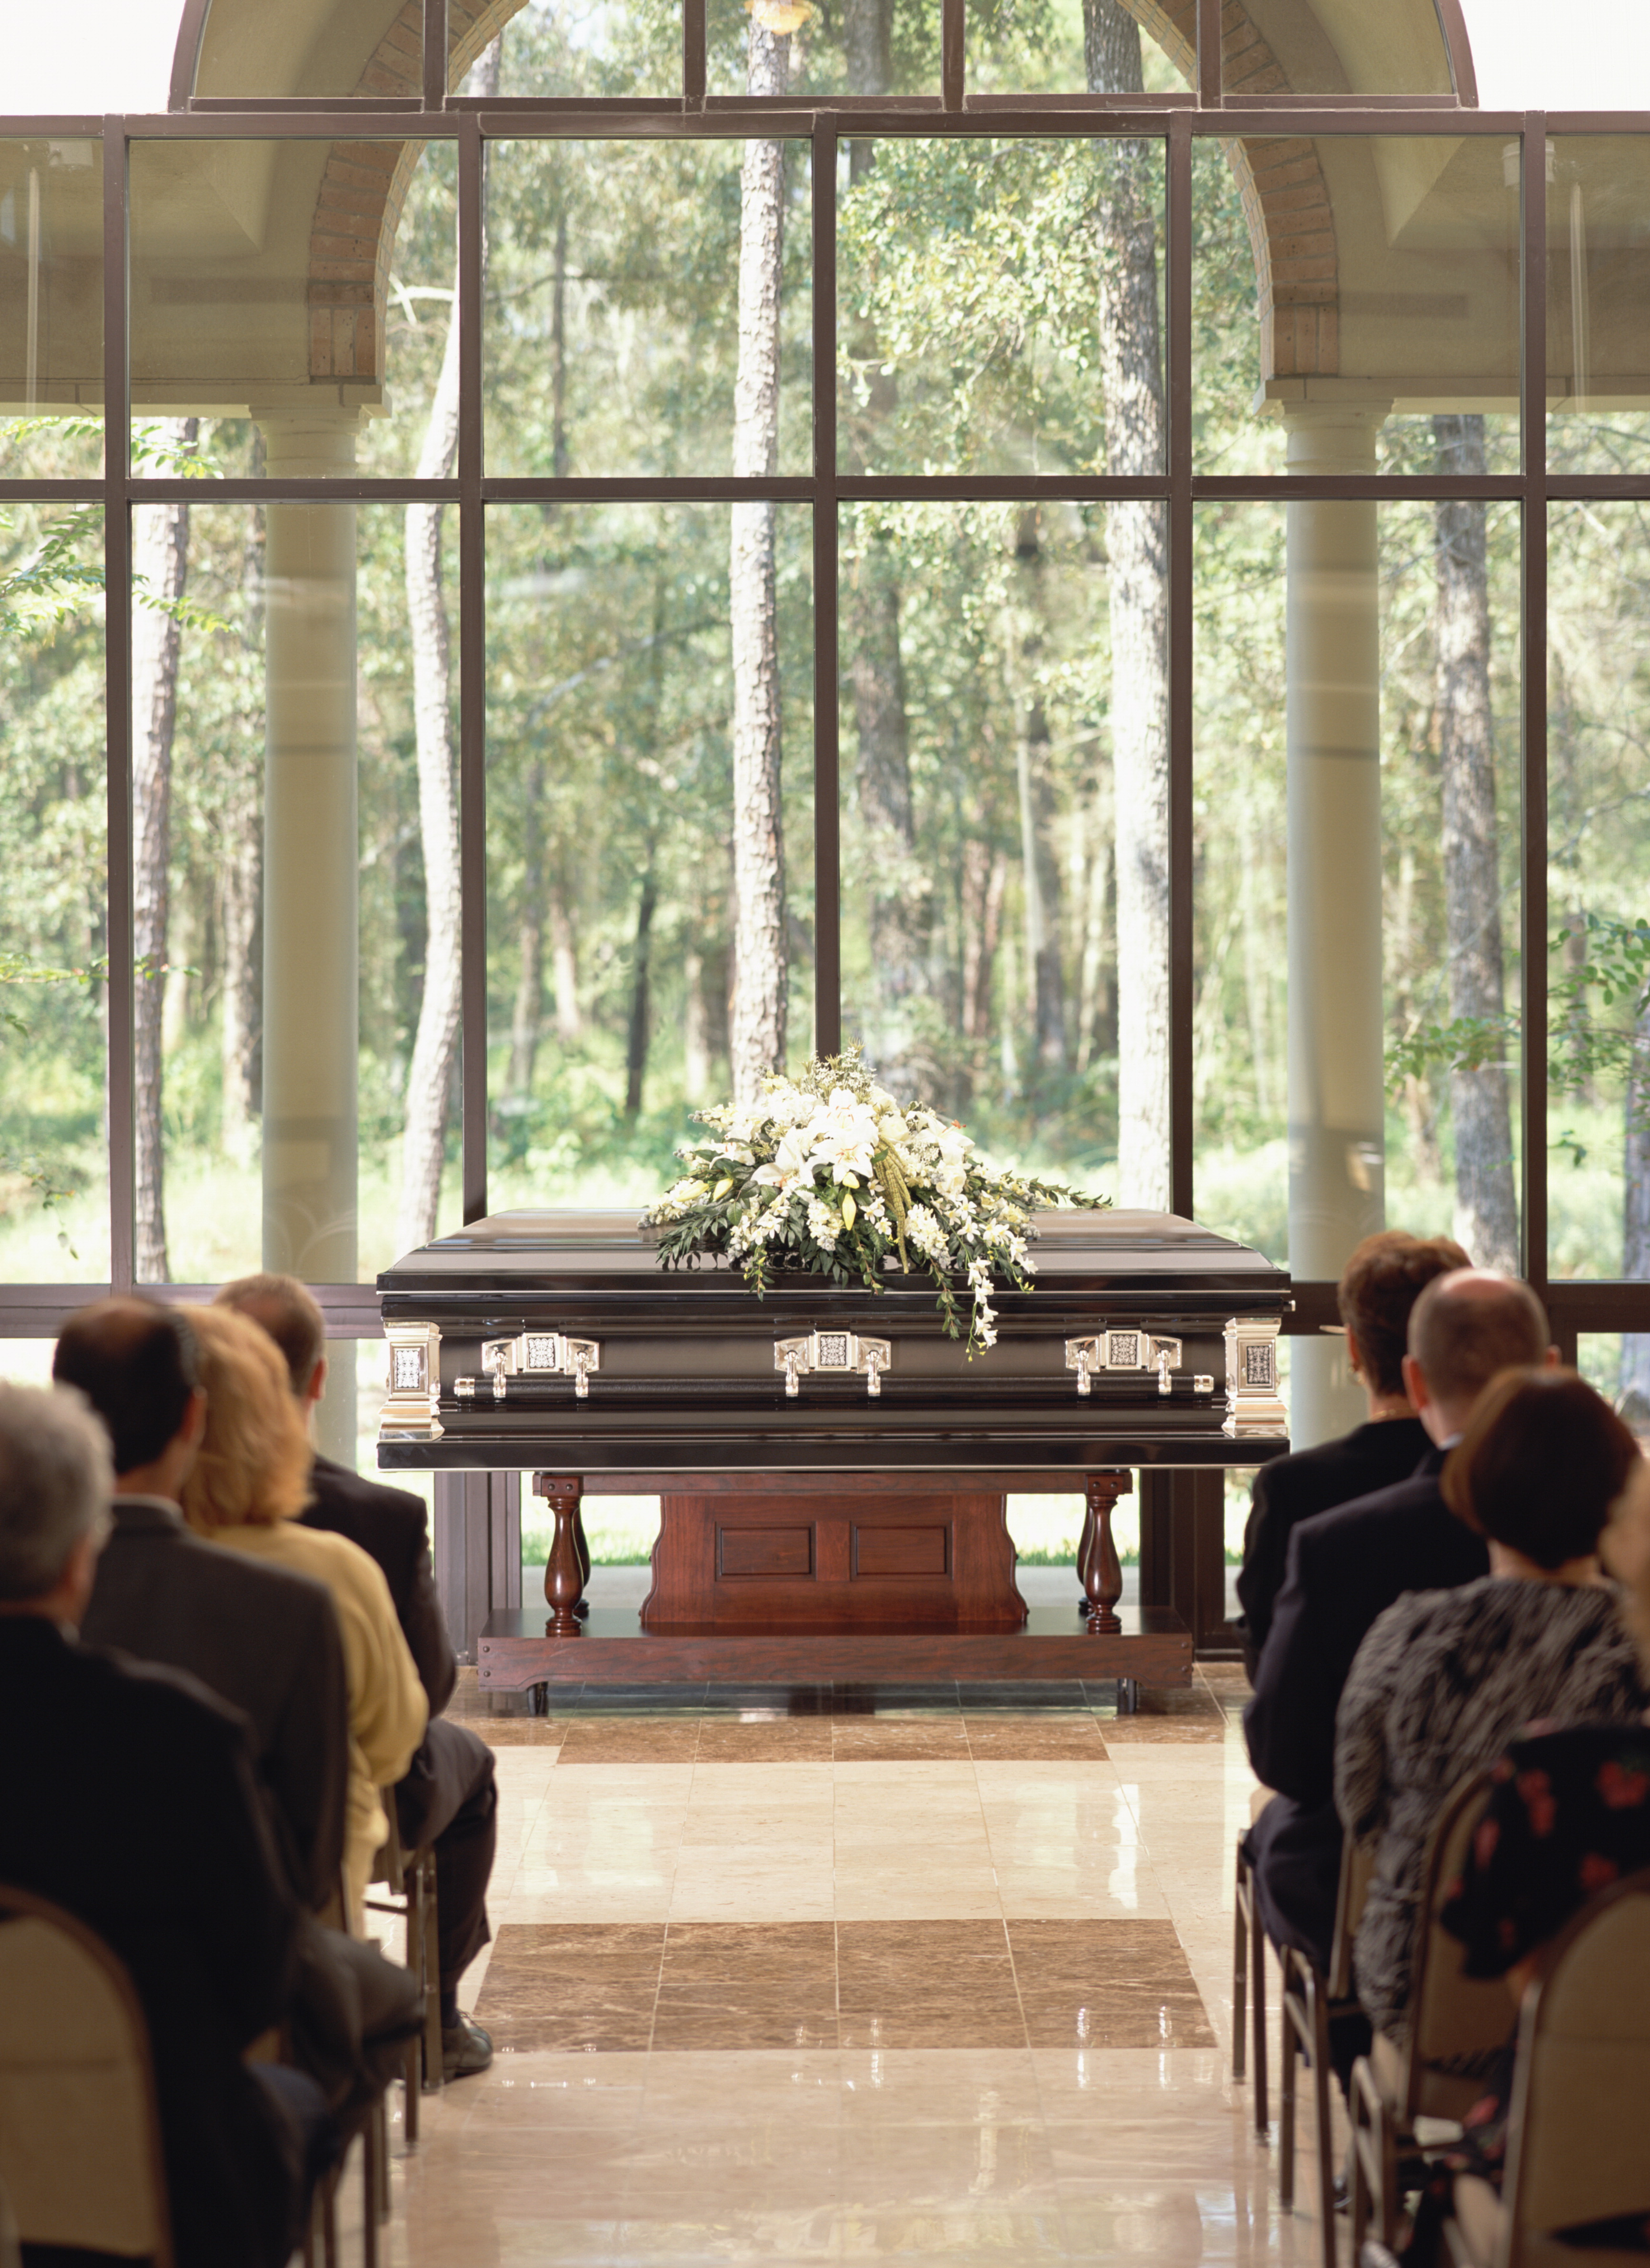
(1349, 1768, 1513, 2256)
(0, 1883, 174, 2265)
(1277, 1825, 1375, 2268)
(365, 1790, 443, 2143)
(1438, 1868, 1650, 2268)
(1234, 1786, 1274, 2138)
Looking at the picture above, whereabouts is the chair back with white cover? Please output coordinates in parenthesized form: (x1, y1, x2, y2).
(0, 1885, 172, 2263)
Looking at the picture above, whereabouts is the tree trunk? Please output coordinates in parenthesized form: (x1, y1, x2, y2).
(728, 18, 790, 1102)
(1620, 997, 1650, 1420)
(624, 863, 658, 1118)
(683, 948, 710, 1100)
(1087, 0, 1171, 1208)
(131, 417, 195, 1282)
(508, 759, 544, 1097)
(395, 39, 500, 1253)
(221, 497, 264, 1156)
(551, 212, 570, 481)
(1010, 513, 1068, 1072)
(1435, 414, 1519, 1272)
(548, 867, 581, 1042)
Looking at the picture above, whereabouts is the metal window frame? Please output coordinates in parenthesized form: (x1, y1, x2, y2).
(1, 41, 1648, 1366)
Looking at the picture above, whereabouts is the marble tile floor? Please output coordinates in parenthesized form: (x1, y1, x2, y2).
(347, 1666, 1335, 2267)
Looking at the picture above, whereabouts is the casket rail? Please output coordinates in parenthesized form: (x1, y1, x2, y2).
(375, 1208, 1293, 1476)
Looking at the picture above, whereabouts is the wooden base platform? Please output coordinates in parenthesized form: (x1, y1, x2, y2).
(476, 1602, 1193, 1696)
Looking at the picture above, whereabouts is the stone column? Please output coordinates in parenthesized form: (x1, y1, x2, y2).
(1285, 406, 1388, 1450)
(257, 413, 360, 1469)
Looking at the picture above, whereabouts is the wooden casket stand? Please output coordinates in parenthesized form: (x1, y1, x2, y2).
(478, 1465, 1191, 1710)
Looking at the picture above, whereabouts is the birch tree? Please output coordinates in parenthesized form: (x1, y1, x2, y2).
(131, 417, 196, 1280)
(843, 0, 922, 1095)
(395, 40, 500, 1253)
(1086, 0, 1171, 1208)
(728, 7, 791, 1103)
(1435, 414, 1518, 1271)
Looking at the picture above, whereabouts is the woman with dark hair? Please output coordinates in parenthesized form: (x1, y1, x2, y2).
(1334, 1367, 1650, 2041)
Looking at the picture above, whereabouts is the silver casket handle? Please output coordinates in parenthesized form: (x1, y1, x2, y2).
(470, 1331, 603, 1402)
(774, 1329, 893, 1400)
(1065, 1329, 1185, 1398)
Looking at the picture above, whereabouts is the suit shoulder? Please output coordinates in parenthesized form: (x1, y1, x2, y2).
(171, 1526, 336, 1617)
(306, 1457, 430, 1542)
(1296, 1472, 1441, 1555)
(73, 1637, 251, 1750)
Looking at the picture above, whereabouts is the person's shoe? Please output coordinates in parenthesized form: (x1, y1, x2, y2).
(442, 2013, 493, 2080)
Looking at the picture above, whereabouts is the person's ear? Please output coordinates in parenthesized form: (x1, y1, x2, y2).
(1543, 1344, 1560, 1369)
(1401, 1352, 1429, 1410)
(308, 1355, 328, 1406)
(181, 1387, 207, 1449)
(1345, 1328, 1363, 1383)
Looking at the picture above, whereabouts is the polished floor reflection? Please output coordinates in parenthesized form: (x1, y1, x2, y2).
(354, 1657, 1324, 2265)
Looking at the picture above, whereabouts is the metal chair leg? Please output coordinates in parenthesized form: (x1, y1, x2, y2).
(1234, 1839, 1249, 2083)
(1251, 1883, 1270, 2135)
(1279, 1951, 1300, 2210)
(1308, 1967, 1338, 2268)
(361, 2119, 381, 2268)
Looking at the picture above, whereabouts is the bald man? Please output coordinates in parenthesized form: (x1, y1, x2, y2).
(1243, 1270, 1552, 2074)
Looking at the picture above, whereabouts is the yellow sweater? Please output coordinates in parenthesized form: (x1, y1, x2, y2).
(211, 1520, 427, 1922)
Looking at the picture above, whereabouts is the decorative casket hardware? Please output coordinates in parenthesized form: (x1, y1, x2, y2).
(380, 1320, 444, 1439)
(1223, 1317, 1288, 1438)
(774, 1328, 893, 1399)
(1064, 1328, 1190, 1398)
(453, 1331, 602, 1402)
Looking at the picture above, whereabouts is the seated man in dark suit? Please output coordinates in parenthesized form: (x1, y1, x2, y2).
(1244, 1269, 1551, 2077)
(0, 1381, 327, 2268)
(1235, 1229, 1468, 1676)
(55, 1298, 351, 1915)
(217, 1273, 497, 2081)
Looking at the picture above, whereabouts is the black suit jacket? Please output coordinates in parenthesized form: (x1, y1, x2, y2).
(1244, 1449, 1491, 1808)
(0, 1617, 299, 2268)
(1235, 1417, 1433, 1676)
(302, 1455, 456, 1717)
(82, 1496, 350, 1913)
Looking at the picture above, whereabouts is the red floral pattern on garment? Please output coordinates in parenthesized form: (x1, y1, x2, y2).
(1578, 1850, 1620, 1892)
(1596, 1759, 1650, 1810)
(1516, 1768, 1557, 1836)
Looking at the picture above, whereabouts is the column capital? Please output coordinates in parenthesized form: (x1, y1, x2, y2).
(1280, 401, 1392, 477)
(252, 407, 362, 478)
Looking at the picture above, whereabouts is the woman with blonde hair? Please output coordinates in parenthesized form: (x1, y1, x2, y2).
(182, 1306, 426, 1920)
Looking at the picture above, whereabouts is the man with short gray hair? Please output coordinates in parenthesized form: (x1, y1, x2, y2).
(0, 1377, 111, 1606)
(0, 1382, 324, 2268)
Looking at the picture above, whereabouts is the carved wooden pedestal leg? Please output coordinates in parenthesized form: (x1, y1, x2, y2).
(1076, 1495, 1097, 1611)
(534, 1472, 586, 1635)
(1079, 1470, 1133, 1635)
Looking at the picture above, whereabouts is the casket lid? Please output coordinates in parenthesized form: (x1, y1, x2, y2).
(377, 1206, 1289, 1301)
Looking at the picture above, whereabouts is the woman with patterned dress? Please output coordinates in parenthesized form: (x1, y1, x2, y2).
(1334, 1368, 1650, 2043)
(1402, 1464, 1650, 2258)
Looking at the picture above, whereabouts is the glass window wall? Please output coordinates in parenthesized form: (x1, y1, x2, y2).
(3, 73, 1650, 1467)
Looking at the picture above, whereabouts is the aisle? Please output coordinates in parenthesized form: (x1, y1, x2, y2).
(362, 1661, 1322, 2266)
